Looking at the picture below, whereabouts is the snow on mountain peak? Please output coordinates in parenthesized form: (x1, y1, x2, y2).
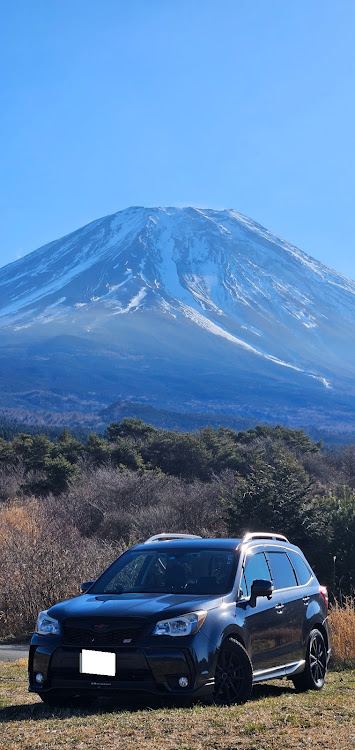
(0, 206, 354, 401)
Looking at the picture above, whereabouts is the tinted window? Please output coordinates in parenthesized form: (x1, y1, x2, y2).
(243, 552, 271, 596)
(266, 551, 297, 590)
(287, 550, 312, 585)
(91, 548, 238, 595)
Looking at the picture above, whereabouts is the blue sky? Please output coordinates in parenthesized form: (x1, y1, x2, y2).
(1, 0, 354, 278)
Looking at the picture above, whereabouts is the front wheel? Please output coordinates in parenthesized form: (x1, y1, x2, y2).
(292, 629, 327, 692)
(213, 638, 253, 705)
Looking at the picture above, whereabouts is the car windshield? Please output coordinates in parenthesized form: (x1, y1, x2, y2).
(90, 547, 239, 596)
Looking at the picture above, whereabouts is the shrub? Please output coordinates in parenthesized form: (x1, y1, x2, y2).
(0, 498, 119, 638)
(328, 598, 355, 669)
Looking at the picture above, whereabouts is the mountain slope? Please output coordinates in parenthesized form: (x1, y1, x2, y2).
(0, 206, 354, 428)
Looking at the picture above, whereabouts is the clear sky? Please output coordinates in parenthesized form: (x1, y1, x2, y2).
(1, 0, 354, 278)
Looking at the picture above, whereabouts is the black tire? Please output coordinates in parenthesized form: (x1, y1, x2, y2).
(292, 629, 327, 692)
(213, 638, 253, 705)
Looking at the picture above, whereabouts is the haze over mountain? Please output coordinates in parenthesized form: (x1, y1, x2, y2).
(0, 206, 354, 431)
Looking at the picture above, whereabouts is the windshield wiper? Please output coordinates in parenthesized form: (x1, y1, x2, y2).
(96, 586, 124, 595)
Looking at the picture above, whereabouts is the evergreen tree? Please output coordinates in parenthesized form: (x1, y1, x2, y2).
(86, 433, 111, 465)
(222, 444, 313, 543)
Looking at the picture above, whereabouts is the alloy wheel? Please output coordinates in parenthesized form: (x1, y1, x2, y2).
(309, 631, 327, 687)
(214, 648, 246, 704)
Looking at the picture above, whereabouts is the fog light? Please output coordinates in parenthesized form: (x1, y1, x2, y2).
(35, 672, 44, 684)
(178, 676, 189, 688)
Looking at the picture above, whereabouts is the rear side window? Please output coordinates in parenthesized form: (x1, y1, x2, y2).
(266, 551, 297, 590)
(287, 550, 312, 586)
(242, 552, 271, 596)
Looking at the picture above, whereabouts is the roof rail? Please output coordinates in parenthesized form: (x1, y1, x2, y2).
(144, 533, 202, 544)
(243, 532, 289, 543)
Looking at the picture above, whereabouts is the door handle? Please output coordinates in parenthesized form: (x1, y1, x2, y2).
(275, 603, 284, 614)
(303, 596, 310, 605)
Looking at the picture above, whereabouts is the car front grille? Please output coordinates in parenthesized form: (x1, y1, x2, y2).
(62, 619, 146, 646)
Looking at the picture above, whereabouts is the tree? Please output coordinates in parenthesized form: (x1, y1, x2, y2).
(111, 437, 144, 471)
(311, 487, 355, 598)
(26, 456, 79, 496)
(106, 419, 156, 445)
(222, 444, 313, 544)
(55, 429, 85, 464)
(26, 434, 54, 471)
(143, 431, 211, 480)
(11, 433, 34, 463)
(86, 433, 111, 465)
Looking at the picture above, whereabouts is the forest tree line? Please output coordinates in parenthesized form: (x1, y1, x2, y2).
(0, 419, 354, 637)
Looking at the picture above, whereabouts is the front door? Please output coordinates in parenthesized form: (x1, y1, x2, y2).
(238, 549, 288, 670)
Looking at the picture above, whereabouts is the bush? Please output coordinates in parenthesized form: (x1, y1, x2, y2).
(328, 598, 355, 669)
(60, 467, 225, 543)
(0, 498, 119, 638)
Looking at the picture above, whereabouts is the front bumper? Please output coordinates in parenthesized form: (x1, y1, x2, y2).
(28, 635, 216, 698)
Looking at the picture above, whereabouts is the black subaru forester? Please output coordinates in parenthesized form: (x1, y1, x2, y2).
(29, 532, 331, 706)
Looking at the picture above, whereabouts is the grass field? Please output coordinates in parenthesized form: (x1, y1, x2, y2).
(0, 660, 354, 750)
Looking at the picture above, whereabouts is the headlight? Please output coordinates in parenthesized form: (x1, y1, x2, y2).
(35, 610, 60, 635)
(153, 610, 207, 637)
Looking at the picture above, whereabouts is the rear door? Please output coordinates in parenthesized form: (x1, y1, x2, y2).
(285, 548, 316, 660)
(265, 549, 304, 664)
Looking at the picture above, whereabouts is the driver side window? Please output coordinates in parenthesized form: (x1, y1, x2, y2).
(241, 552, 271, 597)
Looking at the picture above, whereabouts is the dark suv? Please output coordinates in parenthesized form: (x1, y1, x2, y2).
(29, 532, 331, 706)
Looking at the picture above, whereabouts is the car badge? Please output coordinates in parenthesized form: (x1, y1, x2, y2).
(93, 623, 110, 632)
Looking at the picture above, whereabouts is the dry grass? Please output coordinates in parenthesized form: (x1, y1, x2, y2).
(329, 597, 355, 669)
(0, 662, 354, 750)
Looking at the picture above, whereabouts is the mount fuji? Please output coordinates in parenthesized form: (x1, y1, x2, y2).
(0, 206, 354, 431)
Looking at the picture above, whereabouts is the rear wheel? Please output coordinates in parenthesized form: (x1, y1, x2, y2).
(292, 629, 327, 692)
(213, 638, 253, 705)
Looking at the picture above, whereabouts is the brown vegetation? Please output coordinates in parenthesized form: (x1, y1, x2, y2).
(0, 497, 117, 638)
(0, 468, 225, 638)
(329, 598, 355, 669)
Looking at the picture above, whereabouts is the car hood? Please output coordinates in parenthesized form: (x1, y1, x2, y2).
(48, 592, 224, 622)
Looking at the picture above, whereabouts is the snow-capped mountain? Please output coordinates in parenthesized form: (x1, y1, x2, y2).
(0, 206, 354, 428)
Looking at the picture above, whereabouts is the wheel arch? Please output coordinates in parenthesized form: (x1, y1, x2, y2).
(310, 621, 329, 653)
(216, 625, 247, 652)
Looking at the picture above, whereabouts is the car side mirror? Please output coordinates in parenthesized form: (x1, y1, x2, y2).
(250, 579, 273, 600)
(81, 580, 95, 593)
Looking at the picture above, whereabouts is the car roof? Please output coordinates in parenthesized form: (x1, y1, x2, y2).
(131, 537, 303, 556)
(133, 537, 243, 552)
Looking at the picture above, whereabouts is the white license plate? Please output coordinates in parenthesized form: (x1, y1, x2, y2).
(80, 649, 116, 676)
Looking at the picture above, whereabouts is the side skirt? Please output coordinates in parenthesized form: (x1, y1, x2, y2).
(253, 659, 306, 683)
